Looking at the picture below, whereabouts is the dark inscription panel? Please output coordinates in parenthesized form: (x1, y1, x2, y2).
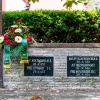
(67, 56, 99, 77)
(24, 56, 54, 76)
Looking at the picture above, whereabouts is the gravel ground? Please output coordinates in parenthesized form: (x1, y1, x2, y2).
(0, 88, 100, 100)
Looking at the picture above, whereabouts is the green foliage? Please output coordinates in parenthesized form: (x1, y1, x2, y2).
(62, 0, 92, 10)
(28, 0, 39, 3)
(28, 0, 92, 10)
(3, 10, 100, 43)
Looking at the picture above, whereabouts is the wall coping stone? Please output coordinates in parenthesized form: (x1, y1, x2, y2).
(29, 43, 100, 48)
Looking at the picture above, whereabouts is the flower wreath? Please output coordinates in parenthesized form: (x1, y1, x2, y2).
(0, 19, 36, 68)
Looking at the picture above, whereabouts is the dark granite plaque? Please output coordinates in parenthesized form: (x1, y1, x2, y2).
(24, 56, 54, 76)
(67, 56, 99, 77)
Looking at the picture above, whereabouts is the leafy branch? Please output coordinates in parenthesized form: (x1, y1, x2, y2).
(28, 0, 92, 10)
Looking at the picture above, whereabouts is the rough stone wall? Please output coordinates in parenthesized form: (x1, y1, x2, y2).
(0, 0, 3, 88)
(3, 43, 100, 89)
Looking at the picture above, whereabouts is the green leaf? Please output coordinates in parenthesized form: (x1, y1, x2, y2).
(28, 0, 31, 2)
(32, 0, 39, 3)
(82, 39, 85, 42)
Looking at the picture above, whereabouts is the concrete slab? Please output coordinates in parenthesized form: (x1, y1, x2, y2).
(0, 88, 100, 100)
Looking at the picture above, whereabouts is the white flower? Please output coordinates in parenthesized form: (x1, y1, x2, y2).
(15, 28, 22, 33)
(11, 25, 18, 28)
(22, 26, 27, 28)
(15, 36, 22, 43)
(22, 26, 28, 31)
(0, 36, 4, 43)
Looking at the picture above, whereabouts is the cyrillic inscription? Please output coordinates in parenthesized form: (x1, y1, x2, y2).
(24, 56, 54, 76)
(67, 56, 99, 77)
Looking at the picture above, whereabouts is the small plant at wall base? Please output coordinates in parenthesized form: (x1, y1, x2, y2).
(0, 19, 36, 69)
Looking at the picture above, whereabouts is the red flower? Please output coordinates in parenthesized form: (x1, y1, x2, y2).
(4, 34, 9, 40)
(10, 28, 15, 33)
(5, 39, 10, 45)
(10, 41, 15, 46)
(16, 19, 22, 23)
(27, 36, 33, 42)
(14, 36, 16, 38)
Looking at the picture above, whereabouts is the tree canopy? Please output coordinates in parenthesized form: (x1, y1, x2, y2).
(28, 0, 92, 10)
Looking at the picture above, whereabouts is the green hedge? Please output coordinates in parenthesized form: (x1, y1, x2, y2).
(3, 10, 100, 43)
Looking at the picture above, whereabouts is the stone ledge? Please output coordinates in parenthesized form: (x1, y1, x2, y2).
(29, 43, 100, 48)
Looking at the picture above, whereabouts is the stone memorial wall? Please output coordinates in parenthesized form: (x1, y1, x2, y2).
(3, 43, 100, 89)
